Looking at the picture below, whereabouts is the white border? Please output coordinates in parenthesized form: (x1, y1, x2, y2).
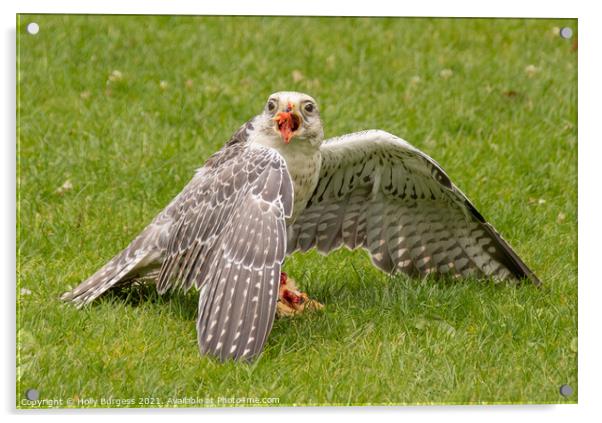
(1, 0, 588, 17)
(3, 1, 600, 422)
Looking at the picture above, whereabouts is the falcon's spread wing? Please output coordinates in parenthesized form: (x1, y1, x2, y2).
(288, 130, 540, 285)
(158, 143, 293, 361)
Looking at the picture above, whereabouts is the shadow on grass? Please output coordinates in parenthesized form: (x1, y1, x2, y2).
(98, 269, 537, 313)
(87, 269, 542, 357)
(299, 267, 535, 308)
(100, 282, 199, 320)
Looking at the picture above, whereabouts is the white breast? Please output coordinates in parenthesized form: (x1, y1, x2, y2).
(285, 149, 322, 222)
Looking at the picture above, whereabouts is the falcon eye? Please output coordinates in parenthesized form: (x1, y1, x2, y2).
(304, 103, 315, 113)
(267, 100, 277, 112)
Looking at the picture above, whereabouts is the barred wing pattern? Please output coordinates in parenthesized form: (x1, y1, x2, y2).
(158, 143, 294, 361)
(288, 130, 539, 285)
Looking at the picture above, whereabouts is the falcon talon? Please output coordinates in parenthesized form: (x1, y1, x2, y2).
(63, 91, 540, 362)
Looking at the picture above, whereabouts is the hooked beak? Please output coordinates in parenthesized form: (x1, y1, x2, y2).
(273, 102, 302, 144)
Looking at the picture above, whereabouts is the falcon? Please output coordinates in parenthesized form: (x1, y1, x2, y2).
(62, 91, 540, 361)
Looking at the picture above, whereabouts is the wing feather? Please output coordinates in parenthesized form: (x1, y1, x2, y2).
(159, 143, 292, 361)
(289, 130, 540, 285)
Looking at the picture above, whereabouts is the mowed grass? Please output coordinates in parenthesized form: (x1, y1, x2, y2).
(17, 15, 577, 407)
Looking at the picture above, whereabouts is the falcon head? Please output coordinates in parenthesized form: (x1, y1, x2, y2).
(258, 91, 324, 147)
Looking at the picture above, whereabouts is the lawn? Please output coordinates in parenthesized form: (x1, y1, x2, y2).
(16, 15, 577, 407)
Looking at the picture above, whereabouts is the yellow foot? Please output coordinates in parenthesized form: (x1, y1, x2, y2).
(276, 272, 324, 317)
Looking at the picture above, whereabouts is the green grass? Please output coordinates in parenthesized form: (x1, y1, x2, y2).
(17, 15, 577, 407)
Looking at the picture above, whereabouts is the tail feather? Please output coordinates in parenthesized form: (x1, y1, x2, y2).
(61, 232, 159, 307)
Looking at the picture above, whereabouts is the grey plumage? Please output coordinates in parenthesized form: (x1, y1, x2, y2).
(161, 144, 293, 360)
(62, 92, 540, 363)
(63, 120, 293, 361)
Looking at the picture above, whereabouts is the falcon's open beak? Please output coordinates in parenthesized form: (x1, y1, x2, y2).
(273, 102, 302, 144)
